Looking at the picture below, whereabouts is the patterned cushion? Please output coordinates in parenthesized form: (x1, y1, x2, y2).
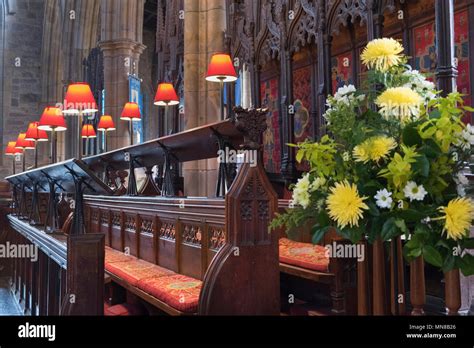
(106, 259, 174, 286)
(104, 303, 145, 316)
(105, 247, 136, 264)
(279, 238, 329, 272)
(137, 274, 202, 313)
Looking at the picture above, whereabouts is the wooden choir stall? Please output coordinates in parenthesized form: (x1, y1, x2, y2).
(4, 108, 283, 316)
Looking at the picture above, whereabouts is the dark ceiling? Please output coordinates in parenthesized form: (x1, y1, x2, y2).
(144, 0, 158, 30)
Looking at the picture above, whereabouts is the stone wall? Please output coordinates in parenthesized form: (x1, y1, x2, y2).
(1, 0, 45, 178)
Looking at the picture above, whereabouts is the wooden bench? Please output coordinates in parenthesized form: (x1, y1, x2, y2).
(83, 167, 279, 315)
(276, 200, 357, 315)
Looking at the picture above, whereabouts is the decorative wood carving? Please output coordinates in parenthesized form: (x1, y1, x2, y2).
(141, 218, 154, 234)
(182, 224, 202, 246)
(159, 222, 176, 241)
(124, 215, 136, 232)
(209, 227, 226, 251)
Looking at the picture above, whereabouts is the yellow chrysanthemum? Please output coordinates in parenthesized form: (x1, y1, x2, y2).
(326, 181, 369, 229)
(361, 38, 404, 72)
(439, 198, 474, 241)
(376, 87, 423, 122)
(353, 136, 397, 164)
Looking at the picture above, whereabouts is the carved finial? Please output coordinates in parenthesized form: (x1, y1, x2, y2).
(233, 107, 268, 150)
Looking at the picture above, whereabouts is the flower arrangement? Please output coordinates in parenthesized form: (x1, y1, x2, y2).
(271, 38, 474, 276)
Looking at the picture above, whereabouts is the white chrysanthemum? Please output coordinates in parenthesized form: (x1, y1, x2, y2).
(310, 176, 327, 192)
(325, 84, 365, 112)
(402, 69, 436, 101)
(374, 189, 393, 209)
(403, 181, 428, 202)
(463, 125, 474, 145)
(334, 85, 357, 99)
(292, 174, 311, 209)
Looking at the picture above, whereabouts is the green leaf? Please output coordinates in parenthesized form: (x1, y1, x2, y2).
(394, 219, 408, 234)
(399, 209, 425, 223)
(461, 238, 474, 250)
(459, 254, 474, 277)
(413, 154, 430, 177)
(403, 125, 423, 147)
(423, 246, 443, 268)
(442, 253, 456, 273)
(422, 139, 442, 157)
(368, 217, 382, 244)
(311, 225, 331, 244)
(381, 218, 400, 241)
(367, 201, 380, 217)
(296, 150, 304, 163)
(403, 243, 422, 261)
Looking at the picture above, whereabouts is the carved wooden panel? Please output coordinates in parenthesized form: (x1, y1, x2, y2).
(124, 215, 137, 232)
(111, 212, 121, 227)
(100, 210, 109, 225)
(141, 218, 154, 234)
(209, 226, 226, 251)
(159, 222, 176, 241)
(182, 224, 202, 246)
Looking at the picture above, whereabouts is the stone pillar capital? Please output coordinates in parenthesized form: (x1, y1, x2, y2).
(99, 39, 146, 55)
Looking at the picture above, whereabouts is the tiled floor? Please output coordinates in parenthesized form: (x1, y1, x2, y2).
(0, 277, 22, 315)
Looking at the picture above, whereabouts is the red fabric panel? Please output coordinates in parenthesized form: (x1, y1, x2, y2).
(106, 259, 174, 287)
(137, 274, 202, 313)
(261, 78, 281, 174)
(279, 238, 329, 272)
(105, 247, 136, 264)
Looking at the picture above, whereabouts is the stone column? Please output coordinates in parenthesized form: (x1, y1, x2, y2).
(99, 0, 146, 150)
(183, 0, 226, 197)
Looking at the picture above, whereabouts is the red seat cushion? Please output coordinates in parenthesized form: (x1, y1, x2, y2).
(104, 303, 145, 316)
(106, 259, 174, 286)
(137, 274, 202, 313)
(105, 247, 136, 264)
(279, 238, 329, 272)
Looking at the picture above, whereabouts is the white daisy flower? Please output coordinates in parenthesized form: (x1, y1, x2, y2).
(403, 181, 428, 202)
(374, 189, 393, 209)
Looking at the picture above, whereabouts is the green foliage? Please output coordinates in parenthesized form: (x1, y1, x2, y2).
(271, 39, 474, 275)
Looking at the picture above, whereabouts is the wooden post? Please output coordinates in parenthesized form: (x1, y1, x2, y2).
(445, 269, 461, 315)
(61, 233, 105, 315)
(410, 257, 426, 315)
(357, 240, 369, 315)
(390, 237, 406, 315)
(199, 108, 279, 315)
(372, 238, 386, 315)
(435, 0, 457, 96)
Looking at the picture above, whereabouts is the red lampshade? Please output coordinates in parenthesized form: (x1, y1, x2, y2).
(15, 133, 35, 150)
(154, 83, 180, 106)
(81, 124, 97, 138)
(205, 53, 238, 83)
(25, 122, 48, 142)
(97, 115, 116, 131)
(38, 107, 67, 131)
(63, 82, 98, 114)
(120, 102, 141, 121)
(5, 141, 23, 156)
